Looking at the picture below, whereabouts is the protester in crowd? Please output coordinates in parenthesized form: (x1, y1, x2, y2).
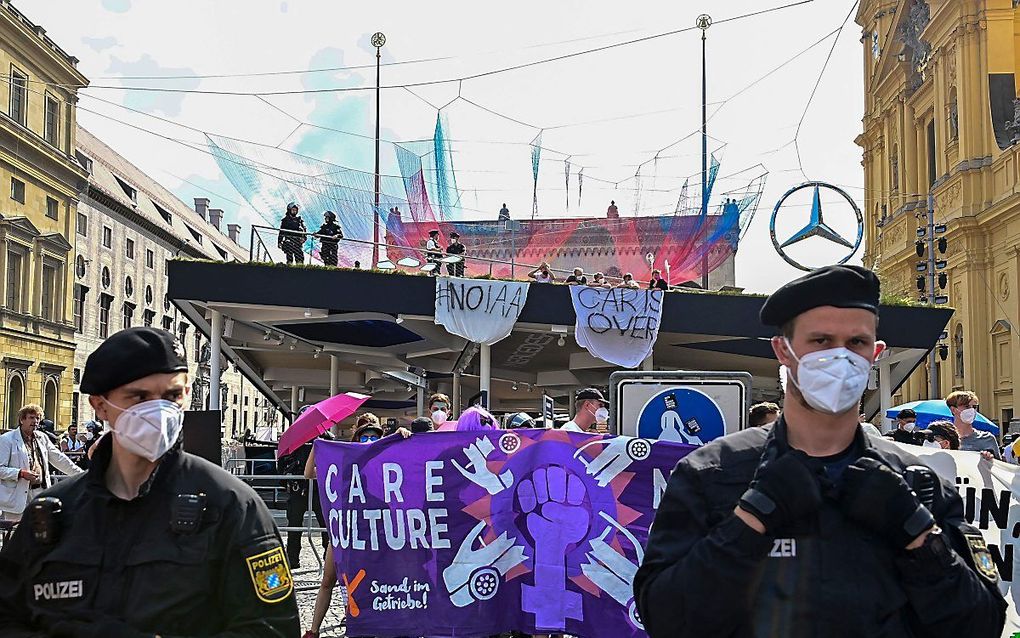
(635, 265, 1007, 637)
(499, 203, 510, 222)
(565, 267, 587, 285)
(353, 260, 361, 269)
(590, 272, 610, 288)
(885, 408, 923, 446)
(446, 231, 466, 277)
(37, 418, 59, 445)
(302, 418, 411, 638)
(589, 406, 610, 434)
(618, 273, 640, 289)
(947, 390, 1001, 460)
(506, 412, 539, 429)
(528, 262, 556, 283)
(1003, 433, 1020, 463)
(425, 229, 443, 274)
(452, 406, 499, 431)
(748, 402, 780, 427)
(925, 420, 961, 450)
(649, 269, 670, 292)
(562, 388, 608, 433)
(410, 416, 434, 433)
(279, 201, 307, 265)
(315, 210, 343, 267)
(0, 327, 301, 635)
(429, 392, 452, 428)
(0, 404, 82, 522)
(59, 423, 87, 469)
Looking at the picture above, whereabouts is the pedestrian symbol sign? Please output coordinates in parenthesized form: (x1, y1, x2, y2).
(636, 387, 726, 445)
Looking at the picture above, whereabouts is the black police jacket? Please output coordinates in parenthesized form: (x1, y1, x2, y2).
(634, 419, 1006, 638)
(0, 436, 301, 637)
(316, 221, 343, 243)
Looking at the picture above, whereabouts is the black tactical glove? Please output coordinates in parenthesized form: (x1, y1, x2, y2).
(839, 455, 936, 549)
(50, 619, 154, 638)
(738, 449, 822, 534)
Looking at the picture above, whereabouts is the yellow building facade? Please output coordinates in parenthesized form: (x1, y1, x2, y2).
(857, 0, 1020, 429)
(0, 4, 88, 429)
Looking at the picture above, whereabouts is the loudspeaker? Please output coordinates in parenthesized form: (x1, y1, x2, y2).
(183, 410, 222, 465)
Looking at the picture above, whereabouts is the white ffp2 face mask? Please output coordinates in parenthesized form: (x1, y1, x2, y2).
(784, 338, 872, 415)
(431, 410, 448, 426)
(105, 398, 185, 462)
(960, 407, 978, 424)
(595, 407, 610, 424)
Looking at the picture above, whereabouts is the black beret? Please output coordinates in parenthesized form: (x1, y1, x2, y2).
(759, 265, 880, 327)
(81, 327, 189, 395)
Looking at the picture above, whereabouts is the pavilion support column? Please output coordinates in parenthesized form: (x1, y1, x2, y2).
(209, 310, 223, 411)
(452, 373, 462, 418)
(480, 344, 491, 409)
(290, 386, 299, 420)
(879, 357, 893, 433)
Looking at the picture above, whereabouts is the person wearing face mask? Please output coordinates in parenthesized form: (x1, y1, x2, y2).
(0, 327, 301, 637)
(946, 391, 1001, 461)
(562, 388, 607, 433)
(923, 420, 961, 451)
(886, 408, 923, 446)
(428, 392, 452, 428)
(279, 201, 308, 265)
(635, 265, 1006, 638)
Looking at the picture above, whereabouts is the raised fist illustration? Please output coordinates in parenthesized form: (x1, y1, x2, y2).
(519, 466, 588, 628)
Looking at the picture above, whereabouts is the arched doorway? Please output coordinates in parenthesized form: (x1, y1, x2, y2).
(7, 373, 25, 430)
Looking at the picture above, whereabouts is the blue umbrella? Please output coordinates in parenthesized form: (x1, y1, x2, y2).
(885, 399, 999, 434)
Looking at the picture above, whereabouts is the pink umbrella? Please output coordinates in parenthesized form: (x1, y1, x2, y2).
(276, 392, 371, 458)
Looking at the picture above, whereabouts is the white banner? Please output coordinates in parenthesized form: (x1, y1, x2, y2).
(569, 286, 664, 369)
(435, 277, 530, 346)
(910, 446, 1020, 637)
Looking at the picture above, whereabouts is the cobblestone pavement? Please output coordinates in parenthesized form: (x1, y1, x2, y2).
(292, 541, 346, 637)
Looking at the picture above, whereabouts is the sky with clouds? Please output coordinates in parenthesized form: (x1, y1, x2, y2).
(28, 0, 869, 293)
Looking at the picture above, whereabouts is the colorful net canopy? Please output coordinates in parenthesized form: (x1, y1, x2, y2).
(208, 115, 765, 283)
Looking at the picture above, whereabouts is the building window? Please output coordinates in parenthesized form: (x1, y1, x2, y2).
(71, 391, 79, 426)
(164, 294, 171, 312)
(44, 95, 60, 147)
(102, 226, 112, 249)
(144, 285, 153, 306)
(953, 324, 964, 379)
(948, 87, 959, 143)
(101, 266, 111, 290)
(126, 238, 135, 260)
(99, 294, 113, 338)
(6, 372, 25, 432)
(75, 255, 86, 279)
(122, 302, 135, 330)
(146, 249, 154, 269)
(76, 212, 88, 236)
(152, 200, 172, 225)
(43, 377, 58, 421)
(45, 197, 59, 221)
(73, 284, 86, 332)
(162, 315, 173, 331)
(143, 309, 156, 327)
(926, 120, 937, 189)
(10, 177, 25, 204)
(74, 151, 93, 175)
(185, 224, 203, 245)
(41, 263, 57, 321)
(889, 145, 899, 193)
(9, 67, 27, 125)
(178, 322, 189, 345)
(5, 250, 24, 313)
(125, 276, 134, 298)
(194, 332, 202, 361)
(113, 175, 137, 202)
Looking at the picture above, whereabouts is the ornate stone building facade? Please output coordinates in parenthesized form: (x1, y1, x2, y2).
(0, 3, 87, 430)
(856, 0, 1020, 428)
(73, 127, 275, 439)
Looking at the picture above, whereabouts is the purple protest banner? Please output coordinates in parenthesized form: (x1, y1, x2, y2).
(315, 429, 694, 638)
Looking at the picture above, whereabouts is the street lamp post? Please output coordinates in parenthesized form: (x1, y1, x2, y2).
(372, 31, 386, 267)
(697, 14, 711, 290)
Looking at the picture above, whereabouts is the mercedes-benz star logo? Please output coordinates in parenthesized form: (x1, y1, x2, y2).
(770, 181, 863, 271)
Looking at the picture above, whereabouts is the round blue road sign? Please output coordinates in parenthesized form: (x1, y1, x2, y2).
(636, 387, 725, 445)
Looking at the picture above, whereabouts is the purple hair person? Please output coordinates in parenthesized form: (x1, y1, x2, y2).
(452, 406, 498, 431)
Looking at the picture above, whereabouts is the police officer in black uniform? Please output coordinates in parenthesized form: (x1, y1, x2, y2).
(315, 210, 343, 267)
(634, 265, 1006, 638)
(0, 327, 300, 637)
